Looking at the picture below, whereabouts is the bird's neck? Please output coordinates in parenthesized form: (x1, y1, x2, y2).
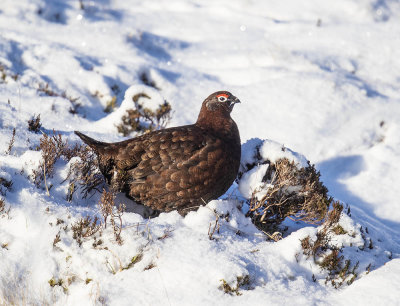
(196, 110, 237, 137)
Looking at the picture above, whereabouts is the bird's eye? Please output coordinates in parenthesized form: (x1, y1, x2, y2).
(218, 96, 227, 102)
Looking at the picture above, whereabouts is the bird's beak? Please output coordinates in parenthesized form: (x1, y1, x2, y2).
(229, 97, 241, 107)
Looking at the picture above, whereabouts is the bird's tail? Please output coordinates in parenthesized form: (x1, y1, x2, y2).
(74, 131, 108, 153)
(74, 131, 116, 184)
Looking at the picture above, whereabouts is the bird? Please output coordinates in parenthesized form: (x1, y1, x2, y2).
(75, 91, 241, 216)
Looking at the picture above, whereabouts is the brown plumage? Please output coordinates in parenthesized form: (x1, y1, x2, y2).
(75, 91, 241, 215)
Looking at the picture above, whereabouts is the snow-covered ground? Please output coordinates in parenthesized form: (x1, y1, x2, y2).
(1, 0, 400, 304)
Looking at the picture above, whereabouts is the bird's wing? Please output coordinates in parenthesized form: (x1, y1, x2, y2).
(127, 126, 225, 201)
(107, 125, 205, 173)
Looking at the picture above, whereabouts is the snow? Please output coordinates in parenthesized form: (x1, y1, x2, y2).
(238, 163, 271, 199)
(335, 259, 400, 305)
(1, 0, 400, 304)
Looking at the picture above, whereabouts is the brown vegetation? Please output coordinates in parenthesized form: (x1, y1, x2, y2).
(0, 177, 13, 196)
(32, 131, 80, 190)
(28, 114, 42, 133)
(5, 128, 16, 155)
(300, 202, 360, 288)
(219, 275, 250, 296)
(246, 158, 330, 233)
(66, 145, 104, 200)
(0, 198, 10, 219)
(116, 93, 171, 136)
(98, 189, 126, 245)
(0, 62, 18, 83)
(32, 131, 104, 199)
(71, 216, 102, 247)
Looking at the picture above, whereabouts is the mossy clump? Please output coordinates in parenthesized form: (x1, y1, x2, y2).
(116, 93, 172, 136)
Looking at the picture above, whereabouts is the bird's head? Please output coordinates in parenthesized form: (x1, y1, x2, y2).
(196, 91, 241, 132)
(203, 91, 240, 114)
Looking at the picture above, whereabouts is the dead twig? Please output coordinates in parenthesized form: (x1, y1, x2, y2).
(5, 128, 16, 155)
(208, 214, 220, 240)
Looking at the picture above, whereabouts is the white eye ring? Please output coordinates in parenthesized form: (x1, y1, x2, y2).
(218, 96, 227, 102)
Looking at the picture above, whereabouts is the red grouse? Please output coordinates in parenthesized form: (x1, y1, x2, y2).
(75, 91, 241, 215)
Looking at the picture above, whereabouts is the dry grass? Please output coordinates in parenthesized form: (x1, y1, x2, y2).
(121, 253, 143, 271)
(32, 131, 80, 190)
(5, 128, 16, 155)
(69, 189, 127, 246)
(0, 198, 10, 219)
(71, 216, 102, 247)
(116, 93, 172, 136)
(98, 189, 126, 245)
(208, 214, 221, 240)
(66, 145, 105, 200)
(32, 131, 104, 199)
(246, 158, 330, 233)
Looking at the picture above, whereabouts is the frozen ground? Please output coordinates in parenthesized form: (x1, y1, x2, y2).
(1, 0, 400, 305)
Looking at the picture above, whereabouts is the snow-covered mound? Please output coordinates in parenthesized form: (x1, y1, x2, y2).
(237, 138, 331, 231)
(238, 138, 309, 199)
(88, 84, 168, 134)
